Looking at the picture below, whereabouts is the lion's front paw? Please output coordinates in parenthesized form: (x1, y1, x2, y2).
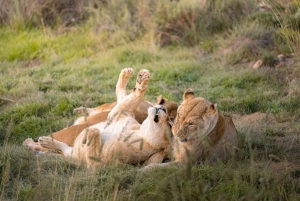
(120, 67, 134, 79)
(136, 69, 150, 91)
(73, 106, 87, 116)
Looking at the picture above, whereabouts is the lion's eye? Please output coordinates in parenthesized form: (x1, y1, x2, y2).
(188, 122, 194, 126)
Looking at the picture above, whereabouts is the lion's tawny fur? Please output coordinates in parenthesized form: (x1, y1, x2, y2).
(171, 88, 238, 163)
(23, 94, 177, 152)
(37, 68, 171, 167)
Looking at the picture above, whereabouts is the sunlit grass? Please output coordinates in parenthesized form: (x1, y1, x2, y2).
(0, 0, 300, 200)
(0, 28, 100, 62)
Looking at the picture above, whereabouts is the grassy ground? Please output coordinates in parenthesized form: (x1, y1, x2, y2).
(1, 0, 300, 200)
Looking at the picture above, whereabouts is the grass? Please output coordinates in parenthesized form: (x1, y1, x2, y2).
(0, 0, 300, 200)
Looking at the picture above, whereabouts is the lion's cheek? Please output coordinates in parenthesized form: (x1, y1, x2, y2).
(172, 127, 182, 138)
(171, 124, 179, 136)
(172, 127, 188, 139)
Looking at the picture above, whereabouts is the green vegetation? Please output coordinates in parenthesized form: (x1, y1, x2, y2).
(0, 0, 300, 200)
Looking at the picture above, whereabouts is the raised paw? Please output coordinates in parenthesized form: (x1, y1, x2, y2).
(120, 67, 134, 79)
(136, 69, 150, 91)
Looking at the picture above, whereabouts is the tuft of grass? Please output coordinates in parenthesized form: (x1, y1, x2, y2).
(1, 143, 300, 201)
(261, 52, 277, 67)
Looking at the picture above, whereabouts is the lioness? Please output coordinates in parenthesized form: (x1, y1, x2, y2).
(145, 89, 238, 169)
(172, 89, 238, 163)
(37, 68, 171, 167)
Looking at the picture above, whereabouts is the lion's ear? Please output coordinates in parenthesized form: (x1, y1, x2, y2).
(183, 88, 195, 101)
(211, 104, 217, 111)
(206, 104, 217, 113)
(203, 104, 219, 135)
(157, 95, 166, 105)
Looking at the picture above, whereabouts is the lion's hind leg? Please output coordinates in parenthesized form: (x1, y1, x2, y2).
(23, 138, 48, 153)
(84, 128, 102, 167)
(38, 136, 73, 157)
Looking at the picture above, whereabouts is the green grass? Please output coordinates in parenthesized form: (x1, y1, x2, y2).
(0, 28, 100, 62)
(0, 0, 300, 200)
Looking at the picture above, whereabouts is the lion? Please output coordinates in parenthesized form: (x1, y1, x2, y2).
(144, 88, 238, 169)
(36, 68, 172, 167)
(23, 85, 177, 154)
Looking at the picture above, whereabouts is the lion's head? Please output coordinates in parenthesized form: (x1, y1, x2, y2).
(172, 89, 220, 143)
(138, 105, 171, 150)
(147, 105, 168, 125)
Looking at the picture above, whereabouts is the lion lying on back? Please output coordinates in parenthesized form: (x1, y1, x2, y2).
(35, 68, 172, 167)
(23, 84, 177, 154)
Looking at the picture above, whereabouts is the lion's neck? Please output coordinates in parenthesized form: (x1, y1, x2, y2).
(207, 113, 225, 145)
(139, 119, 169, 150)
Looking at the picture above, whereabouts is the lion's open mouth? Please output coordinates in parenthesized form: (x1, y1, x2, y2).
(154, 106, 166, 123)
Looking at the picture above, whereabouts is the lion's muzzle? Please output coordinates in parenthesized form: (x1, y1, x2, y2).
(154, 106, 166, 123)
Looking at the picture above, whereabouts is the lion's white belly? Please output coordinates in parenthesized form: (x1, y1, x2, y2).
(90, 117, 136, 143)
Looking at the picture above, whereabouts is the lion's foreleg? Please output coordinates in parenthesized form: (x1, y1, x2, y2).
(145, 150, 166, 165)
(23, 138, 48, 153)
(106, 69, 150, 125)
(106, 93, 144, 125)
(116, 67, 134, 102)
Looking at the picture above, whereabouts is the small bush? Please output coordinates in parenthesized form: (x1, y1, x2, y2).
(216, 22, 275, 64)
(0, 0, 89, 28)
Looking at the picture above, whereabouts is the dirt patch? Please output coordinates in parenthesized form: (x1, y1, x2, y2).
(22, 59, 41, 68)
(232, 112, 300, 171)
(232, 112, 292, 135)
